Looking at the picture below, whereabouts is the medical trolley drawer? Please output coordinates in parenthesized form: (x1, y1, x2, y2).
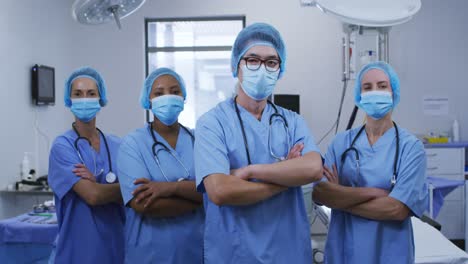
(425, 148, 464, 175)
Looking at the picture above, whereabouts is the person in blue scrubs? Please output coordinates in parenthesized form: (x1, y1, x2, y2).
(313, 61, 428, 264)
(194, 23, 323, 263)
(48, 67, 125, 263)
(117, 68, 204, 263)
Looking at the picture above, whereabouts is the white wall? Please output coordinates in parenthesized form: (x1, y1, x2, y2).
(0, 0, 78, 218)
(390, 0, 468, 139)
(1, 0, 467, 218)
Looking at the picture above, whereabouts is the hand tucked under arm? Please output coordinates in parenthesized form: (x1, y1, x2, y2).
(73, 163, 97, 182)
(286, 143, 304, 160)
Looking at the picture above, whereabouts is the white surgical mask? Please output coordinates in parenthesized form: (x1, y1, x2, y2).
(359, 91, 393, 120)
(70, 98, 101, 123)
(240, 65, 278, 100)
(151, 95, 184, 125)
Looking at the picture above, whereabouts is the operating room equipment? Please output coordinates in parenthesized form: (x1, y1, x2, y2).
(306, 0, 422, 79)
(234, 96, 291, 163)
(0, 212, 58, 262)
(72, 0, 146, 30)
(311, 204, 468, 263)
(301, 0, 422, 139)
(427, 176, 465, 219)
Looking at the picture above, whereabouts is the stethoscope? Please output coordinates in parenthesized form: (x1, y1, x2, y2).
(72, 123, 116, 183)
(148, 122, 194, 182)
(234, 96, 291, 164)
(340, 121, 400, 190)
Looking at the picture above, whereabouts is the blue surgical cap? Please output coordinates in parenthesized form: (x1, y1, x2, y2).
(64, 67, 108, 107)
(140, 67, 187, 109)
(231, 22, 287, 79)
(354, 61, 401, 108)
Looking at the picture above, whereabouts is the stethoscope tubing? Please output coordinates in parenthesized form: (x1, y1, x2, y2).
(148, 122, 194, 182)
(234, 96, 290, 164)
(72, 122, 113, 178)
(340, 121, 400, 189)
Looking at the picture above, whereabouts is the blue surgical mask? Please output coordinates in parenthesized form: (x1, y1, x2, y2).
(359, 91, 393, 120)
(151, 95, 184, 126)
(240, 65, 279, 100)
(70, 98, 101, 123)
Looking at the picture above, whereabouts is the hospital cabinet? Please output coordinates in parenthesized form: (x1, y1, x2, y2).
(425, 147, 465, 240)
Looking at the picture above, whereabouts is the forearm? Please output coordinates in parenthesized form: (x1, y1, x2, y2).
(250, 152, 323, 187)
(344, 196, 410, 221)
(95, 183, 123, 205)
(131, 197, 201, 218)
(312, 182, 387, 209)
(73, 180, 122, 206)
(222, 181, 285, 206)
(205, 174, 286, 206)
(173, 181, 203, 203)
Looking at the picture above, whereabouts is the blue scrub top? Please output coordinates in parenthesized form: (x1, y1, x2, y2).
(48, 129, 125, 264)
(195, 98, 319, 264)
(322, 126, 428, 264)
(117, 124, 204, 264)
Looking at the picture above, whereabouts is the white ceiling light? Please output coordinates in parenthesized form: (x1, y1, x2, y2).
(314, 0, 421, 27)
(72, 0, 146, 29)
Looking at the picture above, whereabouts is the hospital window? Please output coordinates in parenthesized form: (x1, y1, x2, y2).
(145, 16, 245, 128)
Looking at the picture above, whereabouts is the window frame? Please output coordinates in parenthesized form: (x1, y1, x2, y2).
(144, 16, 246, 122)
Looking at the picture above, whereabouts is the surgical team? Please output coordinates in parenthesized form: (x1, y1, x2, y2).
(48, 22, 428, 264)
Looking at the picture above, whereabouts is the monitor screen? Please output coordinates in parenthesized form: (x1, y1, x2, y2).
(32, 65, 55, 105)
(273, 94, 300, 114)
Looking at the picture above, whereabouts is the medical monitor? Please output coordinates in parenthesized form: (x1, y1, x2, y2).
(273, 94, 300, 114)
(32, 64, 55, 106)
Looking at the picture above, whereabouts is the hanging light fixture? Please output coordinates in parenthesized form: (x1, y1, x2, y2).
(72, 0, 146, 30)
(312, 0, 421, 27)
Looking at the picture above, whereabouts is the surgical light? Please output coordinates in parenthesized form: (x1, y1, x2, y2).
(72, 0, 146, 30)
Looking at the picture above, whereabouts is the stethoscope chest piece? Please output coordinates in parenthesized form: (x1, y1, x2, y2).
(72, 123, 114, 180)
(106, 171, 117, 183)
